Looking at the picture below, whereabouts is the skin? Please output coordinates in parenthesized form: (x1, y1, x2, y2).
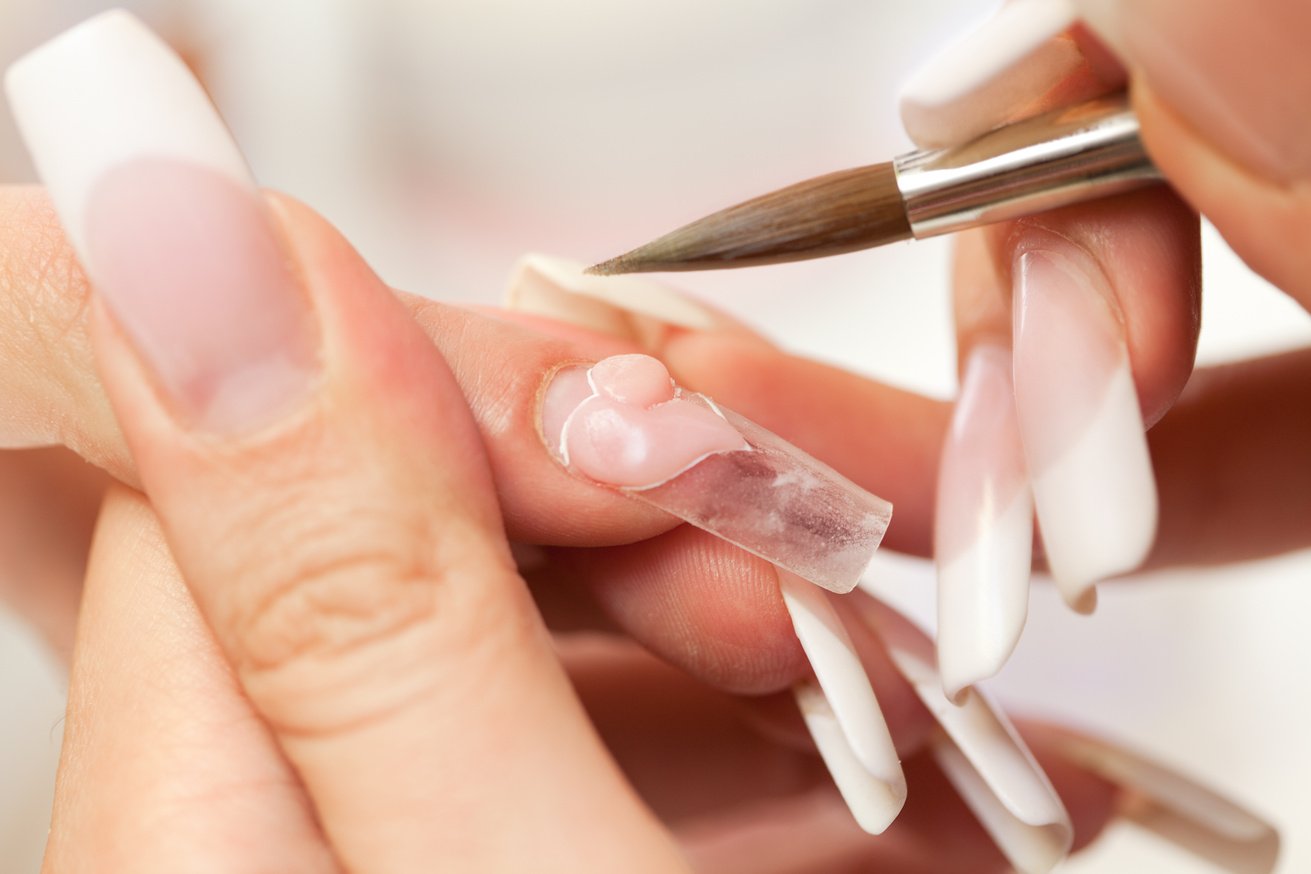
(3, 1, 1310, 867)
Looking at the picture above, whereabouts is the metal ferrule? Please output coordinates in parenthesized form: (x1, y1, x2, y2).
(893, 94, 1161, 239)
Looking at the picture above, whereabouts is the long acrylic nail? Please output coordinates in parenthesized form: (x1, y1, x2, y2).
(779, 570, 905, 834)
(1012, 243, 1156, 611)
(1051, 728, 1280, 873)
(1074, 0, 1311, 182)
(539, 353, 893, 594)
(857, 596, 1072, 873)
(899, 0, 1081, 147)
(5, 11, 318, 434)
(935, 344, 1033, 700)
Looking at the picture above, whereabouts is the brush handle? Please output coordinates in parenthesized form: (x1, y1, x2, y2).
(893, 94, 1161, 239)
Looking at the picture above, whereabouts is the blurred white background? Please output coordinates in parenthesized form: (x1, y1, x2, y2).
(0, 1, 1308, 871)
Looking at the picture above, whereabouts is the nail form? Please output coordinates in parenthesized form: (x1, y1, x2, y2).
(1053, 731, 1280, 874)
(541, 355, 893, 594)
(899, 0, 1081, 147)
(1012, 246, 1156, 611)
(856, 595, 1073, 873)
(779, 570, 905, 835)
(935, 345, 1033, 700)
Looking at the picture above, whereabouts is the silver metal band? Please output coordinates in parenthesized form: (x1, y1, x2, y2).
(893, 94, 1162, 239)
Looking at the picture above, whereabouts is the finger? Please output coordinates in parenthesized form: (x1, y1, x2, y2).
(548, 527, 938, 760)
(561, 634, 828, 824)
(1147, 346, 1311, 568)
(939, 189, 1200, 618)
(0, 186, 127, 476)
(0, 446, 107, 662)
(11, 12, 680, 872)
(1073, 0, 1311, 308)
(508, 263, 1311, 577)
(1021, 721, 1280, 871)
(47, 486, 334, 873)
(680, 752, 1018, 874)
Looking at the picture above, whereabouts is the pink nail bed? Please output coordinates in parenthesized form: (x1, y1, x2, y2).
(541, 354, 893, 593)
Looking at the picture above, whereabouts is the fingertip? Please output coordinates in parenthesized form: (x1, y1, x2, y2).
(561, 528, 809, 696)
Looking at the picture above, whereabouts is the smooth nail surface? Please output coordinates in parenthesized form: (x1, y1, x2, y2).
(1012, 244, 1156, 610)
(5, 11, 318, 433)
(780, 570, 905, 834)
(540, 354, 893, 594)
(899, 0, 1081, 147)
(935, 344, 1033, 700)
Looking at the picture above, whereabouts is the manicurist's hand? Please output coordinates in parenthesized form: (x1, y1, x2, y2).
(879, 0, 1311, 694)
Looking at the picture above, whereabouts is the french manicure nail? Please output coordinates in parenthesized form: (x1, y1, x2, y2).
(778, 571, 903, 789)
(935, 344, 1033, 700)
(780, 568, 905, 835)
(899, 0, 1081, 147)
(1051, 729, 1280, 873)
(505, 254, 755, 345)
(5, 11, 318, 434)
(539, 354, 893, 594)
(858, 597, 1072, 873)
(1012, 243, 1156, 611)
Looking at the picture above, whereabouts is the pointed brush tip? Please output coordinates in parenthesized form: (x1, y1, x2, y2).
(584, 255, 637, 276)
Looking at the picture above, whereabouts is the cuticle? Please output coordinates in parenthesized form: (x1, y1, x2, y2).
(1011, 225, 1128, 327)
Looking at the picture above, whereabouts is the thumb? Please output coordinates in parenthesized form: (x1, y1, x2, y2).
(1075, 0, 1311, 305)
(7, 12, 683, 873)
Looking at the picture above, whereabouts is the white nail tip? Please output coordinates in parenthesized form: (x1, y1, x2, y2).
(899, 0, 1080, 147)
(934, 741, 1072, 874)
(506, 254, 727, 333)
(937, 491, 1033, 700)
(1030, 357, 1156, 607)
(1058, 734, 1280, 873)
(793, 682, 907, 835)
(5, 10, 249, 259)
(779, 571, 903, 791)
(871, 603, 1072, 872)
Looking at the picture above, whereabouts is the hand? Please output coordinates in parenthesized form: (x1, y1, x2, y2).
(8, 23, 1120, 867)
(0, 10, 1280, 872)
(884, 0, 1311, 697)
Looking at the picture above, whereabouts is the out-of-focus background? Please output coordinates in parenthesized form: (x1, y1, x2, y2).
(1, 1, 1308, 871)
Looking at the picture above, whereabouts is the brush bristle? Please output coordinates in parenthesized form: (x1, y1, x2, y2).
(587, 162, 910, 274)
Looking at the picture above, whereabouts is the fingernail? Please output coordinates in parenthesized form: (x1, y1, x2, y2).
(935, 344, 1033, 701)
(857, 597, 1072, 873)
(899, 0, 1081, 147)
(779, 570, 905, 834)
(5, 12, 318, 434)
(539, 353, 893, 594)
(505, 254, 758, 347)
(1051, 729, 1280, 873)
(778, 571, 905, 820)
(1012, 242, 1156, 611)
(1074, 0, 1311, 182)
